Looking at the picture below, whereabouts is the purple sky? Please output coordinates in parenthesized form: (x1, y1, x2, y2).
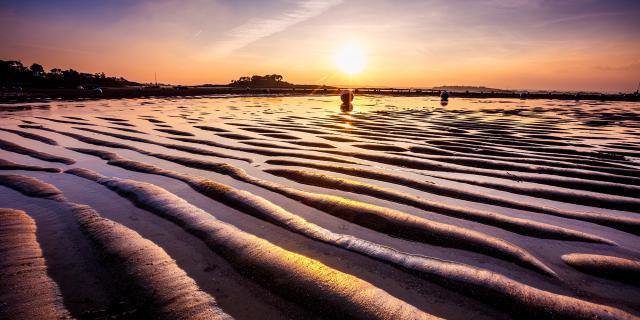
(1, 0, 639, 91)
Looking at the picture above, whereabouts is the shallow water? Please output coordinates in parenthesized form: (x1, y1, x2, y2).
(1, 95, 639, 319)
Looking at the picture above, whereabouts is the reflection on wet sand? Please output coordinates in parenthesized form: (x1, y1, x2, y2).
(0, 95, 639, 320)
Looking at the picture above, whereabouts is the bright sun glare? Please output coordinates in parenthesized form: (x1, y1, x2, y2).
(334, 44, 366, 75)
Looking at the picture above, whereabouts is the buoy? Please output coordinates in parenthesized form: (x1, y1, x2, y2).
(440, 90, 449, 101)
(340, 90, 354, 104)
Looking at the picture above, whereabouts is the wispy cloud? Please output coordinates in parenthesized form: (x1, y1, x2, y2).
(534, 12, 626, 28)
(206, 0, 342, 58)
(483, 0, 542, 9)
(594, 62, 640, 72)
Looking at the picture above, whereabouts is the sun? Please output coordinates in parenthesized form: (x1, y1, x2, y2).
(334, 44, 366, 75)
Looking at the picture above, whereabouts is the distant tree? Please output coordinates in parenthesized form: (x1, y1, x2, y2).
(62, 69, 79, 77)
(29, 63, 44, 75)
(229, 74, 292, 87)
(7, 60, 25, 71)
(1, 59, 139, 88)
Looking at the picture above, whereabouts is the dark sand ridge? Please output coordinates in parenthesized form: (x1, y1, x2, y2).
(65, 168, 437, 320)
(224, 122, 337, 140)
(63, 116, 87, 121)
(607, 143, 640, 152)
(34, 116, 96, 126)
(0, 208, 71, 320)
(260, 133, 301, 140)
(429, 140, 638, 169)
(249, 122, 331, 135)
(107, 121, 136, 127)
(0, 158, 61, 172)
(414, 139, 636, 169)
(285, 141, 336, 148)
(517, 145, 630, 160)
(105, 126, 146, 134)
(217, 133, 256, 140)
(0, 137, 75, 165)
(0, 128, 59, 145)
(319, 135, 361, 142)
(303, 123, 401, 142)
(241, 141, 301, 150)
(18, 125, 252, 163)
(263, 168, 621, 242)
(397, 151, 640, 185)
(240, 139, 337, 150)
(307, 123, 465, 142)
(67, 125, 358, 164)
(95, 116, 129, 122)
(561, 254, 640, 285)
(193, 125, 230, 132)
(425, 172, 640, 215)
(315, 149, 640, 199)
(141, 118, 166, 124)
(69, 146, 557, 276)
(422, 132, 583, 148)
(441, 136, 630, 162)
(0, 175, 233, 320)
(154, 128, 195, 136)
(236, 127, 287, 134)
(265, 160, 640, 234)
(407, 146, 640, 178)
(63, 167, 640, 320)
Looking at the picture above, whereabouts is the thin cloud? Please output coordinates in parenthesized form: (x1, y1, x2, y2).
(534, 12, 626, 28)
(594, 62, 640, 72)
(206, 0, 342, 58)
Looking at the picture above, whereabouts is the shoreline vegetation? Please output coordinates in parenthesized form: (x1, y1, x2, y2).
(1, 59, 639, 103)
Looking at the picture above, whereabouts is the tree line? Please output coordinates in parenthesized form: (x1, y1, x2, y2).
(0, 59, 139, 89)
(229, 74, 294, 87)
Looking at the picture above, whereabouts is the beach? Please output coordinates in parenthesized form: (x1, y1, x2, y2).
(1, 95, 639, 319)
(2, 87, 639, 104)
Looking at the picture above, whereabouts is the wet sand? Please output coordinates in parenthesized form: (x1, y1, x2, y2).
(0, 95, 639, 319)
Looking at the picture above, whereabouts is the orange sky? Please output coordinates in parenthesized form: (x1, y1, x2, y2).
(1, 0, 639, 92)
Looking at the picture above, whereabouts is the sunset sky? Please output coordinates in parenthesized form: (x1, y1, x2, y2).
(1, 0, 639, 92)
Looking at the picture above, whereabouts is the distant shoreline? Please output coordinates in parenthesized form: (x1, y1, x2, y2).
(1, 86, 638, 104)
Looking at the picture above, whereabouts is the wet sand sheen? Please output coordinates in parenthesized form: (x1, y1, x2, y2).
(1, 95, 639, 319)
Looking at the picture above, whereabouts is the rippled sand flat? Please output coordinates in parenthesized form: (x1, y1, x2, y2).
(1, 95, 639, 319)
